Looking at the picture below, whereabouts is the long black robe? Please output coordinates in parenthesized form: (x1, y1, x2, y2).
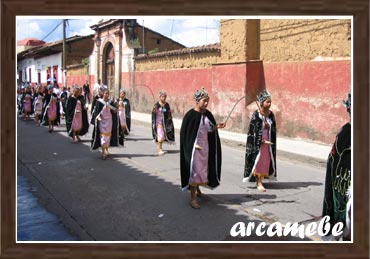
(180, 109, 222, 189)
(60, 91, 68, 115)
(65, 95, 89, 137)
(41, 93, 61, 126)
(151, 102, 175, 142)
(91, 99, 123, 150)
(90, 95, 102, 118)
(322, 122, 351, 233)
(243, 110, 277, 182)
(123, 97, 131, 134)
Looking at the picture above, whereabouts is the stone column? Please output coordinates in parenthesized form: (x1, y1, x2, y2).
(114, 29, 123, 99)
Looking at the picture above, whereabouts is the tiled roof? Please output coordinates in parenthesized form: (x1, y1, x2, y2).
(17, 38, 45, 46)
(17, 34, 93, 60)
(135, 43, 220, 60)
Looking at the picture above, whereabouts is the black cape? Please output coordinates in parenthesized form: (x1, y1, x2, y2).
(123, 97, 131, 134)
(243, 110, 277, 182)
(60, 91, 68, 115)
(91, 99, 123, 150)
(41, 93, 61, 126)
(151, 102, 175, 142)
(90, 94, 99, 116)
(180, 109, 222, 189)
(322, 122, 351, 232)
(65, 95, 89, 137)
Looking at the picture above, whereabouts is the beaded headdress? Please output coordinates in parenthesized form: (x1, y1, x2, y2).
(256, 89, 271, 103)
(159, 90, 167, 96)
(194, 87, 209, 102)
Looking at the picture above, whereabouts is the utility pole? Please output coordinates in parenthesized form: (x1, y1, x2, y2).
(142, 19, 145, 54)
(63, 19, 67, 88)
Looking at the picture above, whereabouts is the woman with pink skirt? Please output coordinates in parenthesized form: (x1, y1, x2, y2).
(151, 90, 175, 155)
(91, 87, 122, 160)
(66, 85, 89, 143)
(33, 86, 44, 126)
(42, 85, 60, 133)
(243, 89, 277, 192)
(21, 86, 33, 120)
(180, 87, 226, 209)
(116, 89, 129, 145)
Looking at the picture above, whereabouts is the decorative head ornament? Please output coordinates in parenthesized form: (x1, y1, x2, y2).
(159, 90, 167, 97)
(73, 84, 80, 90)
(47, 85, 54, 90)
(99, 85, 107, 92)
(102, 85, 109, 93)
(343, 92, 351, 114)
(194, 87, 209, 102)
(256, 89, 271, 103)
(120, 89, 126, 94)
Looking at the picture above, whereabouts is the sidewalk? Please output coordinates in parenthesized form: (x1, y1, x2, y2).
(131, 111, 331, 162)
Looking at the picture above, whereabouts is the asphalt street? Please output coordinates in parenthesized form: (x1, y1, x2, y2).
(17, 115, 327, 242)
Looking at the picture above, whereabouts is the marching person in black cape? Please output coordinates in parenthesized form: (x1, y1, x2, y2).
(180, 87, 226, 209)
(243, 89, 277, 192)
(42, 85, 61, 133)
(115, 89, 131, 136)
(151, 90, 175, 155)
(20, 85, 34, 120)
(118, 89, 131, 135)
(65, 84, 89, 143)
(322, 92, 351, 241)
(33, 85, 44, 126)
(82, 80, 91, 104)
(90, 85, 105, 122)
(91, 87, 123, 160)
(60, 86, 69, 119)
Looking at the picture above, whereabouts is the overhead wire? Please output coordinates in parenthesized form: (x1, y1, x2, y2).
(41, 19, 64, 42)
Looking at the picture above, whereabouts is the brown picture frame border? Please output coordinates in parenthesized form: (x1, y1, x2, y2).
(3, 0, 369, 258)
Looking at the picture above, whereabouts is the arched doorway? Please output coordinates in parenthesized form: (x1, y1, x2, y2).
(102, 42, 115, 94)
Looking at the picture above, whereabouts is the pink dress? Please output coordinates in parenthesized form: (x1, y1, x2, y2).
(47, 96, 57, 121)
(189, 115, 211, 186)
(118, 99, 127, 128)
(71, 100, 82, 131)
(34, 95, 43, 115)
(23, 94, 32, 113)
(99, 104, 113, 148)
(156, 107, 165, 142)
(254, 122, 271, 177)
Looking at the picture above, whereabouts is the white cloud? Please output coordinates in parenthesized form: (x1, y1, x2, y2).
(67, 19, 96, 37)
(16, 20, 43, 40)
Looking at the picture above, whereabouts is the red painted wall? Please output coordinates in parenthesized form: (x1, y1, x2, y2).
(66, 75, 88, 89)
(67, 75, 97, 95)
(122, 60, 351, 144)
(264, 60, 350, 143)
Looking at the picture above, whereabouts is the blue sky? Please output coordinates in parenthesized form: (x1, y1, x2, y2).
(16, 16, 220, 48)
